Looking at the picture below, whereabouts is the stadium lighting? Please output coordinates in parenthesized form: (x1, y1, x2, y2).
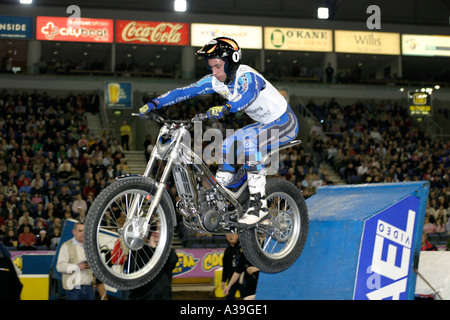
(317, 7, 329, 19)
(20, 0, 32, 3)
(174, 0, 187, 12)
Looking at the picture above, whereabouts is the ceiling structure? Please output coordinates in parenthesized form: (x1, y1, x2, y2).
(1, 0, 449, 81)
(3, 0, 450, 26)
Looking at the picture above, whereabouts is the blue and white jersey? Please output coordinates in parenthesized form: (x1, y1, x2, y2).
(152, 65, 288, 124)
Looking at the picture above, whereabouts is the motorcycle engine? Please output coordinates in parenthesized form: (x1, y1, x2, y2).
(173, 164, 232, 233)
(176, 182, 230, 233)
(198, 187, 228, 232)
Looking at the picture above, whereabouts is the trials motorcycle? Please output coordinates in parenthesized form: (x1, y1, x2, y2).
(84, 110, 309, 290)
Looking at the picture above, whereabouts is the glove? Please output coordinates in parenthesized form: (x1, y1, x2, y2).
(207, 105, 229, 120)
(139, 102, 157, 116)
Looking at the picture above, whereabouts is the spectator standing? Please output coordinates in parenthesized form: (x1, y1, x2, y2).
(325, 63, 334, 83)
(56, 222, 95, 300)
(223, 251, 259, 300)
(221, 233, 244, 300)
(120, 120, 131, 151)
(0, 243, 22, 299)
(128, 223, 178, 300)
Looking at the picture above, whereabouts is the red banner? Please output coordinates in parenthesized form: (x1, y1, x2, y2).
(36, 16, 113, 43)
(115, 20, 189, 45)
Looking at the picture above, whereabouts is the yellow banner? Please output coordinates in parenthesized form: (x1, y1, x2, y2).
(335, 30, 400, 55)
(191, 23, 262, 49)
(402, 34, 450, 57)
(264, 27, 332, 52)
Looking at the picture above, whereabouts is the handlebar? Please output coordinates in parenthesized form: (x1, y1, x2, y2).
(131, 110, 208, 124)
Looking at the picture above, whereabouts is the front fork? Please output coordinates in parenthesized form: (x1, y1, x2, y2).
(123, 129, 183, 247)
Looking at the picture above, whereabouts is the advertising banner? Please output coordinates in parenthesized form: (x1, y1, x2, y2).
(407, 91, 432, 117)
(335, 30, 400, 55)
(104, 82, 132, 108)
(191, 23, 262, 49)
(402, 34, 450, 57)
(173, 249, 224, 278)
(36, 16, 113, 43)
(12, 248, 225, 279)
(353, 195, 420, 300)
(264, 27, 332, 52)
(0, 16, 33, 39)
(116, 20, 189, 45)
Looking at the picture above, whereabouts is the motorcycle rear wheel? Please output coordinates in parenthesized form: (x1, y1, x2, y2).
(240, 178, 309, 273)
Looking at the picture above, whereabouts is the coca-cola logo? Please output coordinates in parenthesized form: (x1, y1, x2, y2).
(118, 21, 187, 44)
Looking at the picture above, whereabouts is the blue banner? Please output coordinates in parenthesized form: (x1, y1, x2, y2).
(0, 16, 33, 39)
(104, 82, 133, 109)
(354, 195, 420, 300)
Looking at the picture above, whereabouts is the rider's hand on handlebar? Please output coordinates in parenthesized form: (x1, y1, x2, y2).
(139, 102, 157, 117)
(206, 105, 230, 120)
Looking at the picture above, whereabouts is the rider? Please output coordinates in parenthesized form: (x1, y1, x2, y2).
(140, 37, 299, 225)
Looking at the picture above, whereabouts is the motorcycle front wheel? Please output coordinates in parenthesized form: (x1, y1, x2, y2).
(240, 178, 309, 273)
(84, 176, 174, 290)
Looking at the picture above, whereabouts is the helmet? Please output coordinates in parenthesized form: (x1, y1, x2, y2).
(196, 37, 242, 76)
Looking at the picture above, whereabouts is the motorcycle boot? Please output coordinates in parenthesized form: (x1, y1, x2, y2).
(215, 170, 234, 187)
(238, 172, 269, 225)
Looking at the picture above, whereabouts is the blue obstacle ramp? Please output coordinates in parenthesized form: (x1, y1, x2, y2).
(256, 181, 429, 300)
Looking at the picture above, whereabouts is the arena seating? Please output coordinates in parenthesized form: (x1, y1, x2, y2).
(0, 89, 449, 253)
(0, 90, 129, 251)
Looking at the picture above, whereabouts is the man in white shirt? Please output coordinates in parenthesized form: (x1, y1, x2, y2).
(56, 222, 95, 300)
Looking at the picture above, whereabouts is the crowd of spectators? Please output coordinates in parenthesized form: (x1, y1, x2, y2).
(1, 87, 449, 251)
(300, 97, 450, 246)
(0, 89, 128, 250)
(161, 94, 450, 248)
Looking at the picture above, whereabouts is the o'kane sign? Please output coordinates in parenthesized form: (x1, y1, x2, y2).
(115, 20, 189, 45)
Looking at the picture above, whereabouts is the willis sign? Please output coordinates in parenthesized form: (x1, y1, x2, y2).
(116, 20, 189, 45)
